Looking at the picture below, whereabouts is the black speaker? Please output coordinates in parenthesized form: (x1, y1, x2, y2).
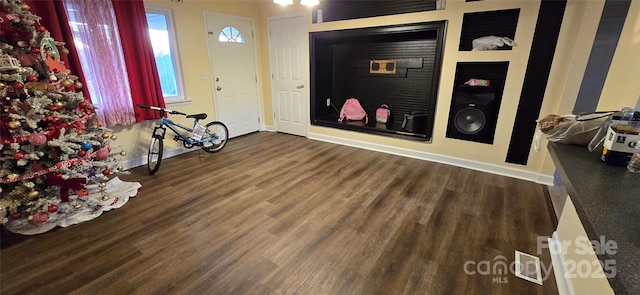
(446, 85, 498, 144)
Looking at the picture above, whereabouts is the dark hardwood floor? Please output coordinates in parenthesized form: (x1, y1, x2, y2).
(1, 132, 558, 295)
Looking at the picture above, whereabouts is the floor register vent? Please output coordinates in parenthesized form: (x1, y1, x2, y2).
(515, 250, 543, 285)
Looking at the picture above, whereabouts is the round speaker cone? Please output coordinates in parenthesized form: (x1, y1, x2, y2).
(454, 107, 486, 134)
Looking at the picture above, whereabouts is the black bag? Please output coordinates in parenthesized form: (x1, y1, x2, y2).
(402, 112, 428, 134)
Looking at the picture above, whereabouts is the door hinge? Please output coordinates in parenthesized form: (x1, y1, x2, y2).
(274, 112, 276, 118)
(258, 117, 261, 124)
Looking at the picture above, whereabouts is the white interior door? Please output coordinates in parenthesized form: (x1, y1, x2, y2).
(206, 13, 260, 138)
(269, 16, 309, 137)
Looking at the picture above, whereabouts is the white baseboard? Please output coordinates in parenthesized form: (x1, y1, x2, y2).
(550, 232, 575, 295)
(262, 125, 275, 132)
(121, 146, 193, 170)
(307, 132, 554, 185)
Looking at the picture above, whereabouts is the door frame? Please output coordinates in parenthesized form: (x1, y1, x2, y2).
(267, 13, 310, 136)
(203, 11, 263, 129)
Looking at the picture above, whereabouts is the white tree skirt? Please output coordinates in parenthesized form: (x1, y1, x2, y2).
(4, 177, 141, 235)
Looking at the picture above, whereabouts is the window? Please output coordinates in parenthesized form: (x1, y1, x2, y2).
(218, 26, 245, 43)
(65, 0, 137, 126)
(145, 8, 185, 103)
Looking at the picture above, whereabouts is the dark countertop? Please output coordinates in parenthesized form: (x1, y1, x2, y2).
(548, 143, 640, 295)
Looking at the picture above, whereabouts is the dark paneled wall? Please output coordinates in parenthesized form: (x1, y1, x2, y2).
(331, 39, 438, 128)
(313, 0, 436, 23)
(506, 0, 567, 165)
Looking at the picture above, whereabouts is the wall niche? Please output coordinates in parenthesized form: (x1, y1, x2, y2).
(310, 21, 446, 141)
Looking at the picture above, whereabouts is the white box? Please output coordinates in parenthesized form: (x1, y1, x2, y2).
(603, 127, 640, 153)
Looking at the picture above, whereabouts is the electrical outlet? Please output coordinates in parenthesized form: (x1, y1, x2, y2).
(326, 98, 331, 107)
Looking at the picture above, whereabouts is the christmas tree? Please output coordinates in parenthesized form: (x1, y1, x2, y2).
(0, 0, 139, 234)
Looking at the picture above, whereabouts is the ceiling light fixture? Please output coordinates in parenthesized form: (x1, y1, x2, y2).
(300, 0, 319, 7)
(273, 0, 319, 7)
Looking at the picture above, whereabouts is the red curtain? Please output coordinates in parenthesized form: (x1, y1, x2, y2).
(25, 0, 91, 102)
(111, 0, 165, 121)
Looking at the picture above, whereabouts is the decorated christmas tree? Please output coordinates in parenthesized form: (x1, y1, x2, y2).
(0, 0, 140, 234)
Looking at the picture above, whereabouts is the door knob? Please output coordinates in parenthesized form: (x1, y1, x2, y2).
(296, 84, 304, 89)
(216, 86, 222, 91)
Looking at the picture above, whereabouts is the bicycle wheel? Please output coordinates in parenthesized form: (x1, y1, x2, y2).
(201, 121, 228, 153)
(147, 134, 164, 175)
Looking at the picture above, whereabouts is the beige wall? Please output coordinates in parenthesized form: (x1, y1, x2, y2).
(114, 0, 263, 164)
(114, 0, 631, 180)
(555, 198, 615, 294)
(538, 0, 606, 176)
(597, 0, 640, 111)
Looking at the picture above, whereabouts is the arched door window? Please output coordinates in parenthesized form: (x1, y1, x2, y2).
(218, 26, 245, 43)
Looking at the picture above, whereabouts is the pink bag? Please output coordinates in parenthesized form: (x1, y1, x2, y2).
(338, 98, 368, 124)
(376, 104, 390, 124)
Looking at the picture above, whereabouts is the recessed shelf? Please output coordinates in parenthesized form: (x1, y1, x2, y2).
(445, 61, 510, 144)
(459, 9, 520, 51)
(310, 21, 446, 141)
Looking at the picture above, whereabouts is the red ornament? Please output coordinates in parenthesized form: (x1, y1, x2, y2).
(29, 133, 47, 145)
(13, 152, 24, 160)
(78, 101, 87, 109)
(31, 212, 49, 224)
(96, 149, 109, 160)
(48, 106, 57, 111)
(11, 81, 24, 90)
(26, 75, 38, 82)
(77, 150, 87, 157)
(36, 25, 46, 32)
(10, 212, 22, 219)
(47, 205, 58, 213)
(31, 47, 40, 54)
(102, 169, 110, 175)
(64, 84, 75, 92)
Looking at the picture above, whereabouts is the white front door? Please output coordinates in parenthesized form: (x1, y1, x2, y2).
(206, 13, 260, 138)
(269, 16, 309, 137)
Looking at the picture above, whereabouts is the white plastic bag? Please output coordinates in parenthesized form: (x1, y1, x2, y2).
(472, 36, 514, 51)
(533, 114, 608, 152)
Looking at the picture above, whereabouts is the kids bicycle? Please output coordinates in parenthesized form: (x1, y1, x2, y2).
(137, 105, 229, 175)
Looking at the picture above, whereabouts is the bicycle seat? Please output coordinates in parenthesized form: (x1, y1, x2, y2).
(186, 113, 207, 120)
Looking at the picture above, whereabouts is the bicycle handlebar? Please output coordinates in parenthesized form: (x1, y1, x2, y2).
(137, 104, 187, 116)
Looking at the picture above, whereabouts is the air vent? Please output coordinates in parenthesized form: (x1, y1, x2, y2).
(515, 250, 543, 285)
